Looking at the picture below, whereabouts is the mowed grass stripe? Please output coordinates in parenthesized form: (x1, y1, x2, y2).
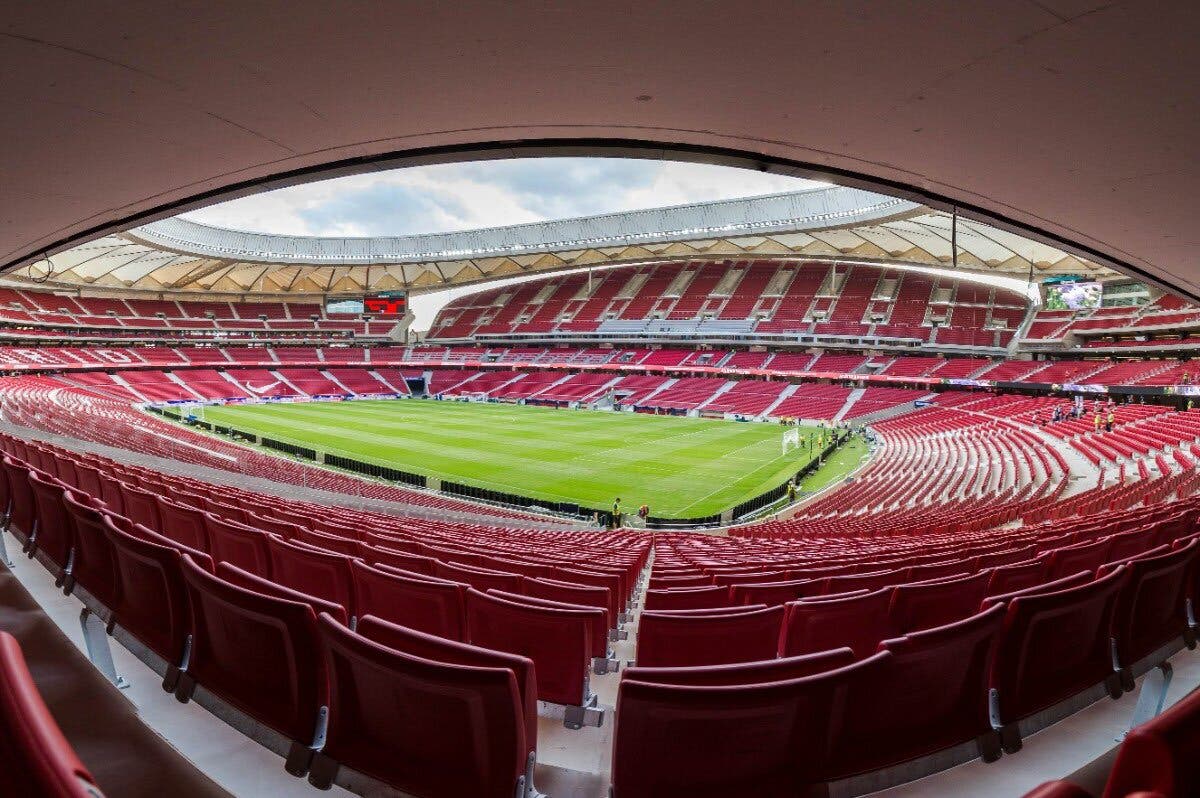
(203, 400, 826, 515)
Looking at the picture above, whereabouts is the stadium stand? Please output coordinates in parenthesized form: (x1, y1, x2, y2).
(6, 271, 1200, 798)
(428, 261, 1031, 349)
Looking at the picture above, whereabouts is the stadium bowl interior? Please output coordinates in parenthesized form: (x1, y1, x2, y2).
(1, 4, 1199, 798)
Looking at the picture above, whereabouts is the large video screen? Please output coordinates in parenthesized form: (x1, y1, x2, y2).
(1044, 281, 1102, 311)
(363, 292, 408, 316)
(325, 298, 364, 315)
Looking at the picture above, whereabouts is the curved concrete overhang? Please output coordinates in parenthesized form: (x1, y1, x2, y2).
(1, 3, 1196, 297)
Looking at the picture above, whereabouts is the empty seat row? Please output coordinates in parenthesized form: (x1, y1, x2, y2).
(616, 540, 1200, 795)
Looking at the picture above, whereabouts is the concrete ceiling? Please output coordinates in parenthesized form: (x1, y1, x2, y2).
(2, 2, 1196, 297)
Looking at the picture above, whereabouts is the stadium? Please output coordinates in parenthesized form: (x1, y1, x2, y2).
(0, 5, 1198, 798)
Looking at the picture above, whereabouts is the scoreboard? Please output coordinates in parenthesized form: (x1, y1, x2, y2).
(362, 291, 408, 317)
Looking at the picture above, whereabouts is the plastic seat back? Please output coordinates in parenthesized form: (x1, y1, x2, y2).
(521, 577, 611, 620)
(986, 555, 1051, 596)
(611, 652, 891, 798)
(643, 584, 730, 611)
(888, 571, 992, 635)
(203, 512, 273, 577)
(101, 514, 198, 666)
(0, 632, 104, 798)
(311, 615, 526, 798)
(488, 589, 608, 658)
(72, 463, 105, 505)
(28, 471, 74, 569)
(781, 588, 894, 659)
(637, 605, 785, 668)
(1102, 539, 1199, 670)
(729, 579, 820, 606)
(1103, 684, 1200, 798)
(625, 647, 855, 687)
(990, 566, 1128, 726)
(178, 556, 326, 744)
(1047, 538, 1112, 581)
(217, 562, 348, 626)
(465, 588, 590, 706)
(62, 492, 121, 608)
(266, 536, 356, 620)
(351, 560, 468, 641)
(2, 457, 37, 538)
(369, 546, 438, 575)
(118, 483, 161, 532)
(154, 497, 209, 553)
(827, 605, 1006, 778)
(434, 559, 523, 593)
(356, 614, 537, 757)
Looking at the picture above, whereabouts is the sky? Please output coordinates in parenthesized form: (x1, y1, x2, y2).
(184, 158, 822, 237)
(183, 158, 825, 329)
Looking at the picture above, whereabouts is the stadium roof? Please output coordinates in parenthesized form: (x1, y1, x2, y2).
(9, 187, 1109, 295)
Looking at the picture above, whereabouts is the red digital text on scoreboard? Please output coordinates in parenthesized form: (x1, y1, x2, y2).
(363, 295, 408, 316)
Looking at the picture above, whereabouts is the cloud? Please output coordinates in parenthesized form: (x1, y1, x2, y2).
(183, 158, 823, 236)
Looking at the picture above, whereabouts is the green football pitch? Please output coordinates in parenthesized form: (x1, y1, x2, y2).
(199, 399, 859, 517)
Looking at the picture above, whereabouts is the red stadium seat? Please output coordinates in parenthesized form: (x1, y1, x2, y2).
(825, 605, 1007, 777)
(985, 555, 1051, 596)
(1046, 538, 1112, 581)
(643, 584, 731, 611)
(989, 566, 1128, 752)
(520, 576, 613, 626)
(611, 652, 890, 798)
(308, 614, 530, 798)
(464, 588, 591, 710)
(62, 491, 121, 608)
(887, 571, 992, 634)
(487, 589, 610, 660)
(351, 560, 468, 641)
(27, 471, 75, 585)
(265, 535, 357, 622)
(559, 567, 627, 613)
(982, 571, 1096, 609)
(729, 578, 820, 606)
(2, 457, 39, 544)
(434, 559, 523, 593)
(154, 497, 210, 553)
(623, 647, 855, 686)
(368, 546, 438, 575)
(0, 632, 104, 797)
(635, 605, 785, 668)
(355, 614, 538, 758)
(118, 483, 161, 532)
(216, 561, 349, 626)
(1102, 682, 1200, 798)
(1101, 539, 1199, 688)
(203, 512, 273, 577)
(647, 573, 714, 589)
(646, 604, 769, 617)
(175, 555, 327, 776)
(780, 588, 890, 659)
(101, 514, 201, 689)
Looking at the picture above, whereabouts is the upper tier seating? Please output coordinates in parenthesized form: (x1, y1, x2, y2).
(0, 289, 386, 341)
(427, 261, 1033, 348)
